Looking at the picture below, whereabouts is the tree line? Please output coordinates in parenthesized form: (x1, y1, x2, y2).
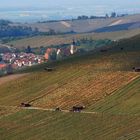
(77, 12, 128, 20)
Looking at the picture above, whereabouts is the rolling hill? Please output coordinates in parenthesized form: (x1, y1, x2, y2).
(7, 28, 140, 48)
(0, 35, 140, 140)
(4, 14, 140, 49)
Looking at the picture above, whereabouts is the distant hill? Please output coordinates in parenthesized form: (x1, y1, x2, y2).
(4, 14, 140, 49)
(13, 14, 140, 34)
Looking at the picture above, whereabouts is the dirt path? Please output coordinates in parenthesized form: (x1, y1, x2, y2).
(21, 107, 98, 114)
(0, 73, 28, 85)
(0, 105, 98, 115)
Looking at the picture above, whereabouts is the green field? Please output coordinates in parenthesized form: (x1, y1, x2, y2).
(0, 35, 140, 139)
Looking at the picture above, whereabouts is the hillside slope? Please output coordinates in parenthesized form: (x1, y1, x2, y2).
(0, 35, 140, 140)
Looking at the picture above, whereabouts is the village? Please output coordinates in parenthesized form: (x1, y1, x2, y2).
(0, 41, 77, 75)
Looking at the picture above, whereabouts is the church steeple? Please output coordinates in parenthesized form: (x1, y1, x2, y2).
(70, 39, 77, 55)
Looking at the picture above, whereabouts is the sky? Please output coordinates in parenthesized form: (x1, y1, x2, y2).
(0, 0, 139, 8)
(0, 0, 140, 22)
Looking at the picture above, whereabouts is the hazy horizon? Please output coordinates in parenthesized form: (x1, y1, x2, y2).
(0, 0, 140, 22)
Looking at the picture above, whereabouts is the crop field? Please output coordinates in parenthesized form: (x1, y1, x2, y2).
(0, 41, 140, 139)
(7, 28, 140, 48)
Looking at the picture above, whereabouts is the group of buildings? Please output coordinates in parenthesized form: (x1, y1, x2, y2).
(0, 52, 45, 74)
(0, 41, 78, 75)
(45, 42, 77, 60)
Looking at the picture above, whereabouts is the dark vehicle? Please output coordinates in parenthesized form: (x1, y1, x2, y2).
(100, 49, 108, 52)
(133, 67, 140, 72)
(55, 107, 61, 111)
(44, 67, 53, 72)
(20, 103, 31, 107)
(70, 105, 85, 112)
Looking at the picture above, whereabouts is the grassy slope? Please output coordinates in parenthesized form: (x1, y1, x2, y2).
(0, 36, 140, 139)
(7, 28, 140, 48)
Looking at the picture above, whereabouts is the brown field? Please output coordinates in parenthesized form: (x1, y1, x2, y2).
(32, 71, 139, 110)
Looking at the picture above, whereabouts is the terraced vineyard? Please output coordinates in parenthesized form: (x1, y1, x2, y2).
(0, 38, 140, 139)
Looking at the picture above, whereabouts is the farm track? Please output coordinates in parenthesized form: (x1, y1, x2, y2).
(0, 105, 98, 115)
(22, 107, 98, 115)
(1, 100, 140, 116)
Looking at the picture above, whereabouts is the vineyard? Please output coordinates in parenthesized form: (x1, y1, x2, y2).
(0, 38, 140, 139)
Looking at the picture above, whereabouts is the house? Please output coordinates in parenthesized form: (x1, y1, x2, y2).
(0, 61, 7, 69)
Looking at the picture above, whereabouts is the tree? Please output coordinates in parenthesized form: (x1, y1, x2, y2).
(77, 15, 89, 20)
(48, 29, 56, 35)
(50, 50, 57, 60)
(105, 14, 109, 18)
(26, 45, 32, 53)
(111, 12, 116, 18)
(0, 55, 2, 61)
